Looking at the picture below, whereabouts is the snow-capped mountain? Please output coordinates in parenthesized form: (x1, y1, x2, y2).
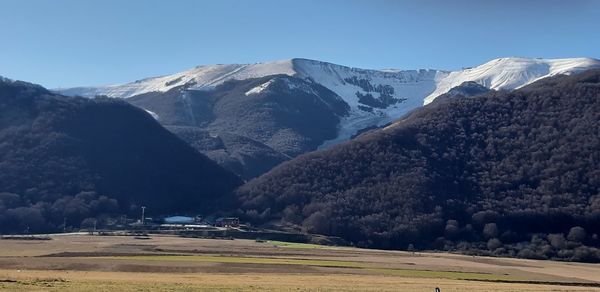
(53, 57, 600, 179)
(56, 57, 600, 148)
(57, 60, 296, 98)
(423, 57, 600, 104)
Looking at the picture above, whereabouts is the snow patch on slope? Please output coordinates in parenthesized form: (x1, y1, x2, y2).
(291, 59, 447, 147)
(144, 109, 159, 120)
(245, 79, 275, 96)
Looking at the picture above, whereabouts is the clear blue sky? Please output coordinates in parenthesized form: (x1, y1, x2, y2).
(1, 0, 598, 88)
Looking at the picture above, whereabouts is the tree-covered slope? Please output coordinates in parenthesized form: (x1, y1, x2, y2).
(0, 78, 242, 233)
(236, 70, 600, 261)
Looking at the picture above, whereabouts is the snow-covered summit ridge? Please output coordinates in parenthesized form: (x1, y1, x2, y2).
(56, 57, 600, 103)
(424, 57, 600, 104)
(56, 58, 447, 99)
(57, 60, 297, 98)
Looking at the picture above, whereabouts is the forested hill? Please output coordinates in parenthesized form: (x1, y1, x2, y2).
(236, 70, 600, 262)
(0, 79, 242, 233)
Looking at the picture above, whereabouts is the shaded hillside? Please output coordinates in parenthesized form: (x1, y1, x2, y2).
(128, 75, 349, 179)
(237, 71, 600, 262)
(433, 81, 492, 102)
(168, 126, 291, 180)
(0, 79, 241, 233)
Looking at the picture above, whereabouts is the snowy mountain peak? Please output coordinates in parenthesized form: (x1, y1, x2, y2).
(423, 57, 600, 105)
(57, 59, 297, 98)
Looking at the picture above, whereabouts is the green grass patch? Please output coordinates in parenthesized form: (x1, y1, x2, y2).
(97, 255, 365, 268)
(266, 241, 334, 249)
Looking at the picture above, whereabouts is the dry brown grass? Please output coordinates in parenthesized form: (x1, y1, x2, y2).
(1, 270, 599, 292)
(0, 234, 598, 291)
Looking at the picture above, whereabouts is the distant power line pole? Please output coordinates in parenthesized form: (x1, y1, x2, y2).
(141, 206, 146, 225)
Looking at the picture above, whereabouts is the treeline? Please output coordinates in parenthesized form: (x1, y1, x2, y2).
(236, 70, 600, 262)
(0, 191, 119, 233)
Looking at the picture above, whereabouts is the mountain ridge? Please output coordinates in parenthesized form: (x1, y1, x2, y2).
(55, 57, 600, 99)
(51, 57, 600, 178)
(56, 57, 600, 147)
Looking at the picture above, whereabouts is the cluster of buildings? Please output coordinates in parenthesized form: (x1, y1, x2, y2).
(139, 215, 241, 230)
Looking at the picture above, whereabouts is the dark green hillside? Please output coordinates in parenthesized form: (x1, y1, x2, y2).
(0, 79, 241, 233)
(237, 71, 600, 262)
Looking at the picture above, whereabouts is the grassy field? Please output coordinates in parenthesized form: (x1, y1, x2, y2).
(2, 271, 598, 292)
(0, 234, 598, 291)
(98, 254, 521, 282)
